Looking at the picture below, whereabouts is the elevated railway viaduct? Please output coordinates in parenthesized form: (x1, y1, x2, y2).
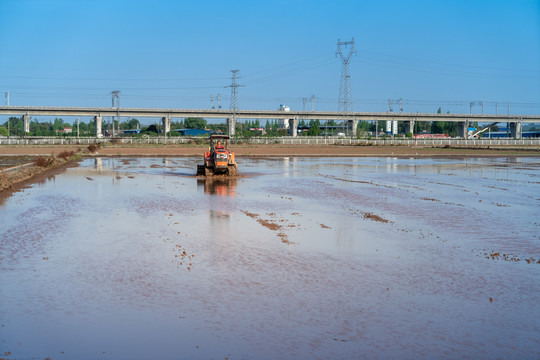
(1, 106, 539, 139)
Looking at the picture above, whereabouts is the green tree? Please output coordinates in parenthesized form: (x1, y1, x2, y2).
(0, 126, 8, 136)
(78, 121, 89, 133)
(53, 118, 65, 131)
(308, 120, 321, 136)
(142, 124, 159, 135)
(6, 117, 23, 136)
(184, 117, 207, 129)
(432, 121, 446, 134)
(125, 118, 140, 130)
(171, 119, 185, 129)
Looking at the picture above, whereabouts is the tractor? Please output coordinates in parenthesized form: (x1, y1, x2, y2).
(196, 135, 238, 176)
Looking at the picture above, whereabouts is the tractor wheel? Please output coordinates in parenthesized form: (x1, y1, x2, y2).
(196, 165, 205, 176)
(227, 165, 238, 176)
(204, 167, 214, 177)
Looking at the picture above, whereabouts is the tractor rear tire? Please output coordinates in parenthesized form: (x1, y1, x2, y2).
(196, 165, 205, 176)
(204, 167, 214, 177)
(227, 165, 238, 176)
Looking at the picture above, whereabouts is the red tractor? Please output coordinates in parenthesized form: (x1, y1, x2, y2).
(196, 135, 238, 176)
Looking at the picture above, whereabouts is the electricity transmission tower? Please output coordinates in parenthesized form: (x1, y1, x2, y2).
(228, 70, 242, 112)
(336, 38, 356, 114)
(337, 38, 356, 135)
(225, 70, 244, 135)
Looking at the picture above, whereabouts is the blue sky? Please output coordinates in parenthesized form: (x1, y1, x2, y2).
(1, 0, 539, 121)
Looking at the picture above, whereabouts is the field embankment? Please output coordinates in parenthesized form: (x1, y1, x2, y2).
(1, 143, 540, 157)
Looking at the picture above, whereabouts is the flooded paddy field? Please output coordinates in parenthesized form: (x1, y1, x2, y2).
(1, 156, 539, 359)
(0, 156, 35, 170)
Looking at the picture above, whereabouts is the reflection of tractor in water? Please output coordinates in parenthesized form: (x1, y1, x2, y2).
(197, 177, 237, 197)
(196, 135, 238, 176)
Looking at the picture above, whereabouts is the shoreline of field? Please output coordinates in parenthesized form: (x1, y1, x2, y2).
(1, 144, 540, 157)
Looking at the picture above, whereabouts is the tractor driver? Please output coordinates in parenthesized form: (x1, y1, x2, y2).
(215, 140, 225, 149)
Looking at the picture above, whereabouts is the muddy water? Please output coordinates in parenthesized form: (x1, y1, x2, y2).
(1, 156, 539, 359)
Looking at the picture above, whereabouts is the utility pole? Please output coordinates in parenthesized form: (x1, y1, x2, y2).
(76, 118, 79, 138)
(399, 98, 403, 112)
(310, 95, 315, 112)
(210, 95, 214, 109)
(481, 101, 484, 115)
(4, 91, 8, 105)
(388, 99, 394, 112)
(302, 98, 307, 111)
(217, 94, 222, 109)
(111, 90, 120, 136)
(495, 102, 498, 115)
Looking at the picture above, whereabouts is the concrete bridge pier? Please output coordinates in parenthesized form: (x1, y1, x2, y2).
(162, 116, 170, 134)
(510, 120, 522, 139)
(404, 120, 415, 134)
(23, 114, 30, 133)
(94, 116, 103, 138)
(227, 117, 236, 136)
(457, 120, 469, 138)
(347, 119, 358, 136)
(288, 117, 299, 137)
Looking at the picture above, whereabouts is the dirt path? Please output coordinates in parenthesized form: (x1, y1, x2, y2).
(1, 144, 539, 157)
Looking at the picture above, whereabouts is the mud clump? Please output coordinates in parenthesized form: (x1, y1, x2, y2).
(87, 143, 102, 153)
(57, 150, 75, 160)
(0, 171, 10, 190)
(483, 251, 538, 264)
(257, 219, 281, 231)
(241, 210, 258, 219)
(174, 244, 195, 271)
(241, 210, 295, 244)
(34, 155, 57, 168)
(363, 212, 389, 223)
(278, 233, 291, 244)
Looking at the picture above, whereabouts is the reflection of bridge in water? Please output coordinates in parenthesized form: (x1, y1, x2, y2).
(1, 105, 540, 139)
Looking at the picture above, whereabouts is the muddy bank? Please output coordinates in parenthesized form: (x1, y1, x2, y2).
(1, 143, 539, 157)
(0, 152, 83, 197)
(0, 158, 77, 194)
